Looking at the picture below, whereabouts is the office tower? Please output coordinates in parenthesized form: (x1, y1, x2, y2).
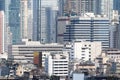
(33, 0, 58, 43)
(57, 13, 110, 49)
(101, 0, 113, 20)
(40, 6, 57, 43)
(0, 11, 4, 54)
(33, 0, 41, 41)
(9, 0, 21, 44)
(65, 0, 100, 16)
(20, 0, 28, 39)
(27, 0, 33, 40)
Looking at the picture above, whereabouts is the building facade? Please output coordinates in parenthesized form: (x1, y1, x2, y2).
(45, 52, 69, 77)
(69, 40, 102, 61)
(59, 13, 110, 49)
(104, 48, 120, 62)
(9, 39, 64, 63)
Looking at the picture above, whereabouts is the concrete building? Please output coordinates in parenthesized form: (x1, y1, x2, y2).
(104, 48, 120, 62)
(45, 52, 69, 77)
(0, 11, 4, 54)
(20, 0, 28, 39)
(57, 13, 110, 49)
(27, 0, 33, 40)
(8, 39, 64, 63)
(70, 40, 102, 61)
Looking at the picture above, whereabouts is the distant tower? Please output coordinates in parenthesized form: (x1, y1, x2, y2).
(101, 0, 113, 20)
(65, 0, 100, 16)
(0, 11, 4, 53)
(33, 0, 58, 43)
(9, 0, 21, 44)
(33, 0, 41, 41)
(27, 0, 33, 40)
(20, 0, 28, 39)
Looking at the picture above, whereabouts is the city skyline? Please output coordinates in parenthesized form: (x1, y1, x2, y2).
(0, 0, 120, 79)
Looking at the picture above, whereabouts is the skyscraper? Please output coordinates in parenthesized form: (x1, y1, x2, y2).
(27, 0, 33, 40)
(33, 0, 58, 43)
(9, 0, 21, 44)
(58, 0, 66, 16)
(101, 0, 113, 20)
(0, 11, 4, 54)
(40, 6, 57, 43)
(20, 0, 28, 39)
(33, 0, 41, 41)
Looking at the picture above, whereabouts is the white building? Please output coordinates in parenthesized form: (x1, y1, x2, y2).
(45, 52, 69, 77)
(70, 40, 102, 61)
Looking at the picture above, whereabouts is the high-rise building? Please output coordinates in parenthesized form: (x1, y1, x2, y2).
(40, 6, 57, 43)
(20, 0, 28, 39)
(33, 0, 58, 43)
(9, 0, 21, 44)
(0, 11, 4, 54)
(64, 0, 100, 16)
(57, 13, 110, 49)
(27, 0, 33, 40)
(33, 0, 41, 41)
(58, 0, 66, 16)
(101, 0, 113, 20)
